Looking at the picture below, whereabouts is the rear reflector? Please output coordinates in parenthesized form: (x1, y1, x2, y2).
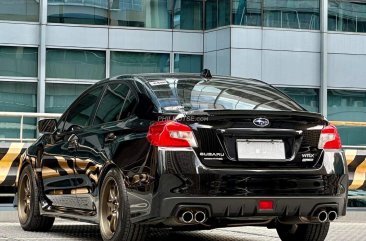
(318, 124, 342, 150)
(258, 200, 273, 210)
(147, 121, 198, 148)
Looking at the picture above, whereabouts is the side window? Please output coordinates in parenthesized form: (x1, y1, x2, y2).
(94, 83, 135, 125)
(63, 87, 103, 132)
(56, 114, 67, 133)
(120, 89, 138, 120)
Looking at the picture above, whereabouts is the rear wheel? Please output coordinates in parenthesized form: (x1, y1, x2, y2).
(99, 168, 148, 241)
(18, 165, 55, 231)
(276, 222, 330, 241)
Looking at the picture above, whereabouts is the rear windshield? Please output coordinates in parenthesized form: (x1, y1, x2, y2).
(146, 77, 304, 112)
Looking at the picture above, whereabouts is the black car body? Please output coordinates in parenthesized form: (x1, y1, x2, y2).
(16, 73, 348, 241)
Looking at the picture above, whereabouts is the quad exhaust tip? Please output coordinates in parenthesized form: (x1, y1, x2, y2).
(328, 211, 338, 221)
(317, 210, 328, 223)
(180, 211, 194, 224)
(194, 211, 207, 223)
(179, 209, 208, 224)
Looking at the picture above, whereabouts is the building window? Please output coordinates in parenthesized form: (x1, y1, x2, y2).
(232, 0, 261, 26)
(0, 82, 37, 139)
(0, 0, 39, 22)
(174, 54, 203, 73)
(279, 88, 319, 113)
(205, 0, 231, 30)
(110, 0, 172, 29)
(263, 0, 320, 30)
(0, 47, 38, 78)
(329, 0, 366, 33)
(328, 90, 366, 146)
(173, 0, 203, 30)
(46, 83, 90, 113)
(48, 0, 109, 25)
(110, 51, 170, 76)
(46, 49, 106, 80)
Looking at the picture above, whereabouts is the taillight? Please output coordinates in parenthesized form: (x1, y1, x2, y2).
(147, 121, 198, 147)
(318, 124, 342, 150)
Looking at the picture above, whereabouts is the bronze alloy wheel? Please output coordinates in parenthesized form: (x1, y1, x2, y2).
(18, 172, 32, 223)
(100, 177, 121, 240)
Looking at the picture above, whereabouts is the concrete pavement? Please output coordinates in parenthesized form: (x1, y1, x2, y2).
(0, 208, 365, 241)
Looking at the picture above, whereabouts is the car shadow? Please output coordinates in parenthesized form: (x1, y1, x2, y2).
(48, 225, 275, 241)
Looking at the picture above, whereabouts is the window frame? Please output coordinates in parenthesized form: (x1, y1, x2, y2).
(58, 84, 107, 134)
(90, 79, 140, 127)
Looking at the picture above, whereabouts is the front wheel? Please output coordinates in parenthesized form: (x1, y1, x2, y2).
(276, 222, 330, 241)
(18, 165, 55, 231)
(99, 168, 148, 241)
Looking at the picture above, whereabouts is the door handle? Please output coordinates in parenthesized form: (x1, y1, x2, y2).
(67, 134, 79, 150)
(105, 132, 117, 143)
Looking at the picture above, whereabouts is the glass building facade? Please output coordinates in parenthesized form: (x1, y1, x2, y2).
(207, 0, 320, 30)
(0, 0, 365, 148)
(329, 0, 366, 33)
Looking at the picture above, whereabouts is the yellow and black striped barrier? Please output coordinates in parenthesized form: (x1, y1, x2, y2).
(0, 143, 366, 202)
(0, 143, 27, 187)
(345, 149, 366, 191)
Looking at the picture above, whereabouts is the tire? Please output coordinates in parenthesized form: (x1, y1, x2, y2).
(99, 168, 148, 241)
(18, 165, 55, 231)
(276, 222, 330, 241)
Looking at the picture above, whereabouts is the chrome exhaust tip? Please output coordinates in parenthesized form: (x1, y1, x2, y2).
(180, 211, 194, 224)
(317, 210, 328, 223)
(194, 211, 207, 223)
(328, 211, 338, 221)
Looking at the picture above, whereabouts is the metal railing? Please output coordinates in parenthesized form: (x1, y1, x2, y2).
(0, 112, 62, 143)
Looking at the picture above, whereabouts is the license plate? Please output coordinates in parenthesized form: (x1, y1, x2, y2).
(236, 139, 285, 160)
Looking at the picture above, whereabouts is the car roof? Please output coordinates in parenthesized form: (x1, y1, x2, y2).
(95, 73, 269, 87)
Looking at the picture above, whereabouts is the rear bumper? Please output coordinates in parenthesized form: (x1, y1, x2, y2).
(129, 147, 348, 224)
(158, 195, 347, 218)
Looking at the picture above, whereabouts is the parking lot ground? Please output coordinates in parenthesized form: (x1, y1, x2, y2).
(0, 208, 365, 241)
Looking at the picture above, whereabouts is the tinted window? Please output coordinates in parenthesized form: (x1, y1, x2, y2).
(147, 77, 303, 112)
(63, 87, 103, 131)
(120, 89, 138, 120)
(94, 83, 130, 125)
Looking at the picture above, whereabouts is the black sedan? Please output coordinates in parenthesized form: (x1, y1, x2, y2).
(16, 71, 348, 241)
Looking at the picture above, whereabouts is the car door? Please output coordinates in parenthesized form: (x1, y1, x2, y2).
(41, 86, 104, 209)
(73, 82, 137, 210)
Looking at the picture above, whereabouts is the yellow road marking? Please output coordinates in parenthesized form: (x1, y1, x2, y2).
(0, 143, 24, 185)
(349, 158, 366, 190)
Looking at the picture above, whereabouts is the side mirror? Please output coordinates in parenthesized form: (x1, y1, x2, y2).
(38, 119, 57, 134)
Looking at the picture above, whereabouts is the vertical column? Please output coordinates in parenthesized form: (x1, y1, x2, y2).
(106, 49, 111, 78)
(170, 52, 174, 73)
(37, 0, 47, 113)
(320, 0, 328, 117)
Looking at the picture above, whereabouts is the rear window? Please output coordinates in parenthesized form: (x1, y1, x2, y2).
(147, 77, 303, 112)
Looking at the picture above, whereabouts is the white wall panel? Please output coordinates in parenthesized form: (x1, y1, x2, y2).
(173, 31, 203, 53)
(262, 50, 320, 86)
(47, 25, 108, 49)
(328, 54, 366, 88)
(216, 49, 231, 75)
(109, 28, 172, 52)
(216, 28, 231, 51)
(329, 33, 366, 55)
(231, 27, 262, 50)
(204, 27, 230, 53)
(204, 51, 217, 74)
(0, 22, 39, 46)
(263, 29, 320, 52)
(231, 48, 261, 79)
(204, 30, 217, 52)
